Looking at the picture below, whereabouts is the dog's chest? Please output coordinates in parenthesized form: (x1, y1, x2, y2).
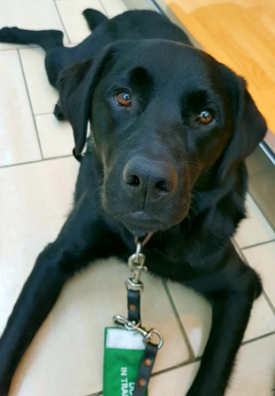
(142, 242, 198, 282)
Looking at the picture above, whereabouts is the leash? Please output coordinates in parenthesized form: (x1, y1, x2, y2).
(103, 235, 163, 396)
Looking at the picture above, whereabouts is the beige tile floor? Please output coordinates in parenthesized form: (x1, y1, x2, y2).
(0, 0, 274, 395)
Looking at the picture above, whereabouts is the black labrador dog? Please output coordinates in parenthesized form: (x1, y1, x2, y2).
(0, 9, 267, 395)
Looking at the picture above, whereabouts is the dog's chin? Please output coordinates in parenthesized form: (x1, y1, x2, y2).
(102, 194, 190, 236)
(123, 221, 169, 237)
(113, 210, 185, 237)
(125, 222, 168, 237)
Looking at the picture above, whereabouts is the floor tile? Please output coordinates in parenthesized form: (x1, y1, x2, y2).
(56, 1, 106, 44)
(0, 0, 68, 50)
(167, 281, 211, 358)
(100, 0, 127, 18)
(244, 295, 275, 342)
(149, 334, 275, 395)
(0, 157, 79, 335)
(167, 280, 275, 357)
(0, 50, 41, 166)
(19, 48, 59, 115)
(149, 361, 200, 395)
(234, 194, 275, 249)
(36, 114, 74, 158)
(242, 242, 275, 308)
(7, 261, 189, 395)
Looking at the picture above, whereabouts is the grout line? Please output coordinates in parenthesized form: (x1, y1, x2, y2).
(162, 279, 195, 361)
(98, 0, 110, 18)
(17, 49, 44, 160)
(152, 356, 201, 378)
(241, 331, 275, 346)
(262, 291, 275, 316)
(35, 111, 62, 117)
(0, 45, 38, 51)
(241, 239, 275, 251)
(53, 0, 72, 44)
(231, 238, 244, 259)
(246, 193, 275, 237)
(188, 330, 275, 359)
(0, 154, 73, 170)
(149, 0, 167, 15)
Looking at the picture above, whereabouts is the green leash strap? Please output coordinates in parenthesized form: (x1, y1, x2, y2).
(103, 327, 148, 396)
(133, 342, 158, 396)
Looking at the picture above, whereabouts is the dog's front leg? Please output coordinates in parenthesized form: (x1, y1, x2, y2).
(186, 245, 262, 396)
(0, 192, 114, 395)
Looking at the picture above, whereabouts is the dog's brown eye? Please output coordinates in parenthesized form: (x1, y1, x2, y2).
(196, 110, 214, 124)
(114, 91, 132, 106)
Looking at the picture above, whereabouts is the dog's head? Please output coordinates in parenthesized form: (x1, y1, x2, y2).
(58, 40, 266, 236)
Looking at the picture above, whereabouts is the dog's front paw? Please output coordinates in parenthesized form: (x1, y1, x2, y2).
(0, 27, 18, 43)
(0, 381, 10, 396)
(54, 103, 65, 121)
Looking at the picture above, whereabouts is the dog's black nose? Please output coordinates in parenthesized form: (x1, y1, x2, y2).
(123, 157, 178, 203)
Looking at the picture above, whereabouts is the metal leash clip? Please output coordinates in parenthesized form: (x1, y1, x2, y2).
(126, 241, 147, 291)
(113, 239, 164, 349)
(113, 314, 163, 349)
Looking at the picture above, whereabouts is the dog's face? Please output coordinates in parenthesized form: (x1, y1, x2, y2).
(91, 42, 234, 234)
(59, 40, 266, 235)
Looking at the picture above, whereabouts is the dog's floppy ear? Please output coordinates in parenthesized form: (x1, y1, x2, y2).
(217, 68, 267, 180)
(57, 44, 116, 157)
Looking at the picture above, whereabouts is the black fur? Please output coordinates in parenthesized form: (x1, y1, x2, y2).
(0, 9, 267, 395)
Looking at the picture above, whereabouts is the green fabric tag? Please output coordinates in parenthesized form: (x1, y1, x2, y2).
(103, 327, 148, 396)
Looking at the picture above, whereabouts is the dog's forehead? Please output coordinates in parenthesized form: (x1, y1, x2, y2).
(112, 40, 218, 87)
